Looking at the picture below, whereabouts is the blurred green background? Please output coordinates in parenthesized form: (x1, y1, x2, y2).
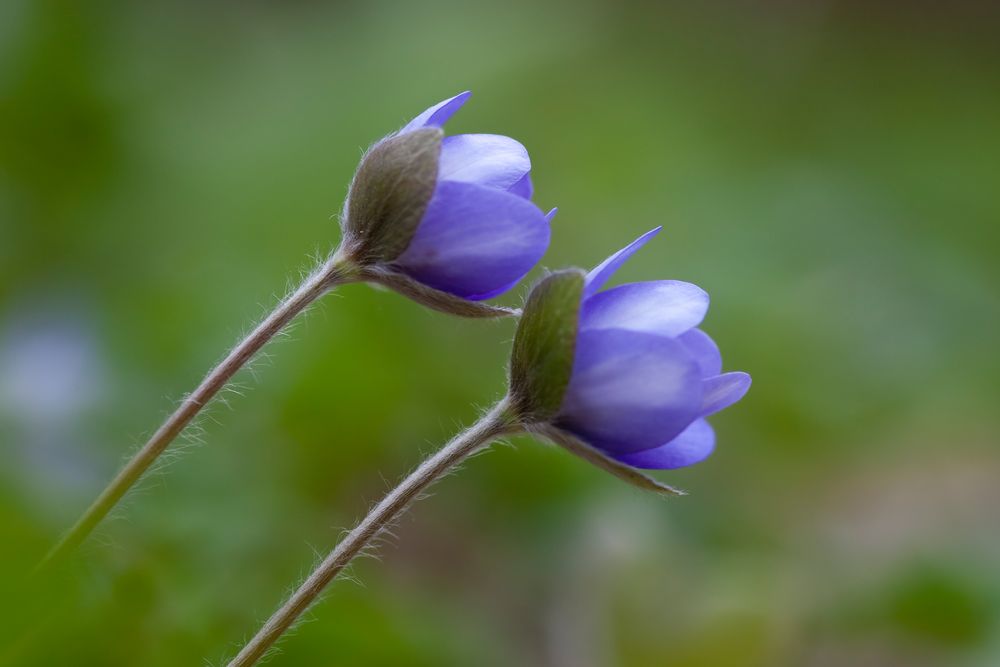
(2, 1, 999, 665)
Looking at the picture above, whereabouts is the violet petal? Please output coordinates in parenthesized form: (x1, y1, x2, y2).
(438, 134, 530, 192)
(679, 328, 722, 377)
(580, 280, 709, 338)
(395, 180, 550, 299)
(609, 419, 716, 469)
(583, 227, 662, 299)
(508, 172, 534, 199)
(701, 372, 752, 416)
(557, 328, 703, 454)
(400, 91, 472, 134)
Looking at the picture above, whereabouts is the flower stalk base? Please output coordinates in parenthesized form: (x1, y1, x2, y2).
(227, 400, 517, 667)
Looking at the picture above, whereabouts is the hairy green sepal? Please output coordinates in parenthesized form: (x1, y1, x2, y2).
(344, 128, 442, 263)
(509, 269, 585, 422)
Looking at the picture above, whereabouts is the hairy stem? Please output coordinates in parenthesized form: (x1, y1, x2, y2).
(227, 399, 518, 667)
(37, 255, 357, 573)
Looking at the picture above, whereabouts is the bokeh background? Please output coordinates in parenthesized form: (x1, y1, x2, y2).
(2, 1, 999, 665)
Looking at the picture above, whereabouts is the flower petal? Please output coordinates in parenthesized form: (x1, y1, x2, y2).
(508, 172, 534, 199)
(400, 91, 472, 134)
(394, 180, 550, 299)
(583, 227, 662, 299)
(438, 134, 531, 192)
(609, 419, 715, 470)
(580, 281, 709, 337)
(465, 210, 558, 300)
(678, 328, 722, 377)
(701, 371, 751, 416)
(557, 328, 703, 454)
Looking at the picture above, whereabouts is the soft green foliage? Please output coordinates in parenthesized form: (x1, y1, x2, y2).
(2, 1, 999, 666)
(509, 270, 584, 421)
(343, 128, 442, 263)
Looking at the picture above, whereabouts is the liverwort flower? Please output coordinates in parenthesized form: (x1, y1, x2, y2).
(228, 228, 752, 666)
(38, 92, 553, 572)
(340, 91, 555, 312)
(510, 227, 750, 475)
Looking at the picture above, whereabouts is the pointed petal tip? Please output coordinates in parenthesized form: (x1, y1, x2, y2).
(583, 226, 664, 298)
(401, 91, 474, 133)
(545, 207, 558, 222)
(442, 90, 473, 114)
(632, 226, 663, 244)
(430, 90, 472, 124)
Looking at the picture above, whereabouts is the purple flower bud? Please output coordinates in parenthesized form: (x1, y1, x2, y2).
(510, 229, 750, 471)
(343, 92, 552, 303)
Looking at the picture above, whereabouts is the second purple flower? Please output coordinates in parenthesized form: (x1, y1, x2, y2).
(510, 228, 750, 471)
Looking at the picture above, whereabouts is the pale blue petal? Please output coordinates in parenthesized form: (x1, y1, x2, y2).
(580, 281, 709, 337)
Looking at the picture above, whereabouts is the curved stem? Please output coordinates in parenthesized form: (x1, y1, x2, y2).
(36, 256, 356, 573)
(227, 399, 518, 667)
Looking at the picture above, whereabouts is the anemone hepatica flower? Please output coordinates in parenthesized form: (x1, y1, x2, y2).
(231, 228, 753, 664)
(510, 227, 750, 472)
(40, 92, 553, 572)
(342, 91, 554, 307)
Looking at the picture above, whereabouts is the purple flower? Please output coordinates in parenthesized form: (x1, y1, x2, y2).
(343, 92, 553, 303)
(509, 229, 750, 472)
(556, 228, 750, 469)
